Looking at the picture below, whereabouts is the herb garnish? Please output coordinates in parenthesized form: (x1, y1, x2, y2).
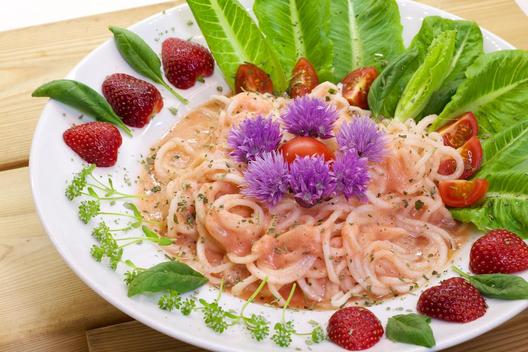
(386, 313, 435, 348)
(453, 266, 528, 300)
(32, 80, 132, 135)
(109, 26, 188, 104)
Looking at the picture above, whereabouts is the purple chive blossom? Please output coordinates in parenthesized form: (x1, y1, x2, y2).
(289, 155, 336, 207)
(281, 96, 338, 139)
(336, 116, 386, 162)
(334, 151, 370, 200)
(242, 152, 290, 207)
(228, 115, 282, 163)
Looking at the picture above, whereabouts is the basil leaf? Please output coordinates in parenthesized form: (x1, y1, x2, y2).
(328, 0, 405, 81)
(187, 0, 287, 93)
(386, 314, 435, 348)
(254, 0, 334, 82)
(433, 50, 528, 132)
(453, 267, 528, 300)
(368, 49, 420, 118)
(109, 26, 188, 104)
(32, 79, 132, 136)
(395, 30, 456, 122)
(409, 16, 483, 116)
(127, 261, 207, 297)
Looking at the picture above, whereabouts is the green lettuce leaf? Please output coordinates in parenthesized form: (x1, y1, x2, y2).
(432, 50, 528, 132)
(253, 0, 333, 81)
(395, 30, 456, 121)
(187, 0, 287, 93)
(368, 49, 421, 118)
(328, 0, 404, 81)
(409, 16, 483, 116)
(451, 172, 528, 237)
(478, 121, 528, 177)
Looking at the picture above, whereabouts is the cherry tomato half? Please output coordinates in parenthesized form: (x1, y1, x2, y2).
(438, 136, 483, 179)
(235, 63, 273, 94)
(341, 67, 378, 109)
(289, 57, 319, 98)
(438, 179, 488, 208)
(279, 136, 334, 163)
(438, 112, 478, 148)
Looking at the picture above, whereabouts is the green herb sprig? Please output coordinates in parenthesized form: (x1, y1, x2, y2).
(66, 164, 138, 201)
(453, 266, 528, 300)
(32, 80, 132, 136)
(109, 26, 188, 105)
(386, 313, 435, 348)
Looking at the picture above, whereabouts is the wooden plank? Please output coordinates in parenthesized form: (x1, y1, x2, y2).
(0, 167, 131, 351)
(87, 321, 205, 352)
(0, 2, 175, 171)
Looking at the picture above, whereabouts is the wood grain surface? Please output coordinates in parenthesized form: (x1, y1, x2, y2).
(0, 1, 527, 351)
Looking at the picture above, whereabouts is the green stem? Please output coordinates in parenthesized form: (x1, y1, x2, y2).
(161, 81, 189, 105)
(216, 278, 225, 302)
(452, 266, 469, 278)
(282, 283, 297, 322)
(240, 277, 268, 318)
(81, 192, 136, 201)
(119, 239, 143, 248)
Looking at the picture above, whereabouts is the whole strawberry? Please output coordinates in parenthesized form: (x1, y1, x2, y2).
(327, 307, 383, 351)
(417, 277, 486, 323)
(162, 38, 214, 89)
(470, 229, 528, 274)
(102, 73, 163, 128)
(63, 122, 122, 167)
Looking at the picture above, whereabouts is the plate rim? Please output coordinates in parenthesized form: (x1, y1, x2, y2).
(29, 1, 526, 351)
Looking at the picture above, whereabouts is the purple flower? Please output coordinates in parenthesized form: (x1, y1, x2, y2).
(336, 116, 386, 162)
(242, 152, 290, 207)
(289, 155, 336, 207)
(228, 116, 282, 163)
(334, 151, 370, 200)
(281, 96, 338, 139)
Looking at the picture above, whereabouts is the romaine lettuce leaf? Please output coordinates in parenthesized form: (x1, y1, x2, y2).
(478, 121, 528, 177)
(367, 49, 420, 118)
(187, 0, 287, 93)
(395, 30, 456, 121)
(253, 0, 333, 82)
(432, 50, 528, 133)
(409, 16, 483, 116)
(328, 0, 404, 81)
(451, 172, 528, 238)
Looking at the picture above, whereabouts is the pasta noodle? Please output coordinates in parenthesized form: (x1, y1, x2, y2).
(139, 83, 467, 308)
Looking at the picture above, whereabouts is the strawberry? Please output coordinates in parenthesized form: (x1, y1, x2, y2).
(417, 277, 486, 323)
(470, 229, 528, 274)
(63, 122, 122, 167)
(161, 38, 214, 89)
(102, 73, 163, 128)
(327, 307, 383, 351)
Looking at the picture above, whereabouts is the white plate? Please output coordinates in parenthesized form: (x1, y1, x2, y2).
(29, 1, 527, 351)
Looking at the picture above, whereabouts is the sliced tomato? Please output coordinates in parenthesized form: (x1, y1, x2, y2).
(235, 63, 273, 94)
(438, 179, 488, 208)
(280, 136, 334, 163)
(289, 58, 319, 98)
(438, 112, 478, 148)
(341, 67, 378, 109)
(438, 136, 483, 179)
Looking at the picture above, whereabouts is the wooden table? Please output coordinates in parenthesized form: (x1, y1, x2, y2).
(1, 1, 527, 351)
